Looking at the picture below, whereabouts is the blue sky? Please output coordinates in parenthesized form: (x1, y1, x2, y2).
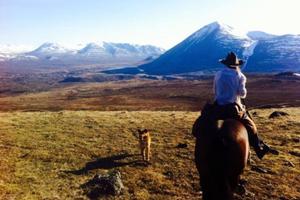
(1, 0, 300, 49)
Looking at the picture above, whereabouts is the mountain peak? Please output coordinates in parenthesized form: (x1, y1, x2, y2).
(84, 42, 104, 48)
(188, 22, 221, 40)
(37, 42, 63, 49)
(188, 22, 248, 43)
(32, 42, 70, 54)
(205, 21, 222, 28)
(77, 42, 106, 55)
(205, 21, 229, 29)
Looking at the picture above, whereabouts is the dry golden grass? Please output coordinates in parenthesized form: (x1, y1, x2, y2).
(0, 108, 299, 200)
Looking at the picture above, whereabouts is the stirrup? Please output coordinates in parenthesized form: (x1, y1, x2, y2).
(256, 144, 270, 159)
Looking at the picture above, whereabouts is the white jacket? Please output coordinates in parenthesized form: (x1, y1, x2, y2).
(214, 68, 247, 105)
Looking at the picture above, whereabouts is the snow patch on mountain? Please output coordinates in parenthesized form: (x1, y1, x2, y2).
(77, 42, 164, 58)
(77, 42, 107, 56)
(247, 31, 277, 40)
(214, 22, 248, 40)
(9, 55, 39, 61)
(30, 42, 75, 56)
(243, 40, 258, 58)
(188, 22, 220, 42)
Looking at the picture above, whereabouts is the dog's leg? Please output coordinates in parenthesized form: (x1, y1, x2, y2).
(143, 148, 147, 161)
(145, 147, 148, 161)
(141, 147, 145, 161)
(145, 148, 148, 161)
(146, 144, 150, 161)
(148, 144, 151, 161)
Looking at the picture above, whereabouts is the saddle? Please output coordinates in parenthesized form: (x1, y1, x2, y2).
(203, 102, 246, 121)
(192, 102, 246, 138)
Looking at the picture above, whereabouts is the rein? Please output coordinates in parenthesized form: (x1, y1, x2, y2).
(241, 99, 254, 120)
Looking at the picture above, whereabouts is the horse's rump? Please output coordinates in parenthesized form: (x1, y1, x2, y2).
(217, 119, 249, 173)
(194, 118, 249, 200)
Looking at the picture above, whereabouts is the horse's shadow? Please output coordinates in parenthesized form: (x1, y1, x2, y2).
(64, 153, 143, 175)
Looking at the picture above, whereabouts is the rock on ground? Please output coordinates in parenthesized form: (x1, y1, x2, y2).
(269, 111, 289, 119)
(81, 170, 124, 199)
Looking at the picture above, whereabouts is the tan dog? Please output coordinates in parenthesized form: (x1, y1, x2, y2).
(138, 129, 151, 162)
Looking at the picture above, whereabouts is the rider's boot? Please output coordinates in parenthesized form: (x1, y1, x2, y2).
(252, 135, 270, 159)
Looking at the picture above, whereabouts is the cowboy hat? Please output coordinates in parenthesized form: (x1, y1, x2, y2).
(219, 52, 244, 68)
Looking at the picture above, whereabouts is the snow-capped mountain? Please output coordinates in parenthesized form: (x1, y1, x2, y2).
(137, 22, 254, 75)
(245, 34, 300, 72)
(0, 42, 165, 67)
(77, 42, 108, 57)
(29, 42, 75, 57)
(125, 22, 300, 75)
(77, 42, 163, 58)
(25, 42, 76, 61)
(2, 22, 300, 74)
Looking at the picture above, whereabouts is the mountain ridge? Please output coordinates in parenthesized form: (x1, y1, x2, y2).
(135, 22, 300, 75)
(138, 21, 254, 74)
(1, 21, 300, 74)
(0, 42, 165, 68)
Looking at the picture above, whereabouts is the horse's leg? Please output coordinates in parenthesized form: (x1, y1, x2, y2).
(199, 174, 212, 200)
(224, 182, 234, 200)
(232, 174, 241, 189)
(195, 139, 214, 199)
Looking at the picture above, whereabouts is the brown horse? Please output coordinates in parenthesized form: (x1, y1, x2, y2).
(193, 115, 249, 200)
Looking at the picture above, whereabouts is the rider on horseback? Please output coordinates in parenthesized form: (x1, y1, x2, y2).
(212, 52, 270, 159)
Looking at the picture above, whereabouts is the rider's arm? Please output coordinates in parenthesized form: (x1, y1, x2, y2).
(238, 74, 247, 98)
(213, 71, 221, 95)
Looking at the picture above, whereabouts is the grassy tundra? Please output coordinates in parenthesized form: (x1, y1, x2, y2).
(0, 108, 299, 199)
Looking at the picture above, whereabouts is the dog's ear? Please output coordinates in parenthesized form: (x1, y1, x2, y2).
(143, 129, 148, 133)
(138, 129, 142, 134)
